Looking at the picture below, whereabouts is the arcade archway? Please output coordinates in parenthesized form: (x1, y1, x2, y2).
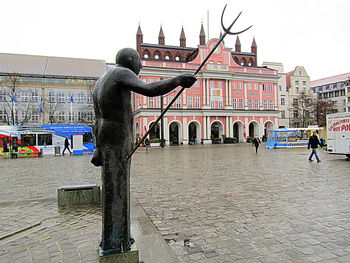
(188, 121, 200, 145)
(169, 122, 180, 145)
(248, 121, 259, 138)
(210, 121, 223, 140)
(149, 122, 160, 140)
(233, 121, 244, 142)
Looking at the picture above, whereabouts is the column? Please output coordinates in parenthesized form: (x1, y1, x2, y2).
(164, 117, 169, 146)
(183, 117, 188, 144)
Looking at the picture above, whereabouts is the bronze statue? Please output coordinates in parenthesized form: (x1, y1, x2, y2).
(91, 47, 196, 255)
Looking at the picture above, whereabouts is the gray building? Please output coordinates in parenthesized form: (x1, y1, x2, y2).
(0, 53, 106, 125)
(310, 72, 350, 113)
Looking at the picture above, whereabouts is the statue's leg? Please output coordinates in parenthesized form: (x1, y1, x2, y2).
(100, 145, 132, 255)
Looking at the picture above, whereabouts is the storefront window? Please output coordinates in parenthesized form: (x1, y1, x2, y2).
(21, 134, 36, 146)
(38, 134, 52, 146)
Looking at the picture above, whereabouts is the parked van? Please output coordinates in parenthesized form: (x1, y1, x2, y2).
(326, 112, 350, 159)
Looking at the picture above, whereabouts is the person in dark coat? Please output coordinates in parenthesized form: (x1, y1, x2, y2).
(252, 136, 261, 153)
(308, 131, 322, 162)
(62, 136, 72, 156)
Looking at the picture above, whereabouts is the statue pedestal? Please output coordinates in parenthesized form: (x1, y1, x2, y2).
(99, 246, 139, 263)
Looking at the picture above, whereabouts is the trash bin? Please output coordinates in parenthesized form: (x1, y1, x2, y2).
(54, 146, 61, 156)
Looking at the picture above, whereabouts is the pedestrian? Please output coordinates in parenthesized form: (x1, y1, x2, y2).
(144, 138, 150, 152)
(62, 136, 72, 156)
(308, 131, 322, 162)
(252, 136, 261, 153)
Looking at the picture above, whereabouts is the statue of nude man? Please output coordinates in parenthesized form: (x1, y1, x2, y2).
(91, 48, 196, 255)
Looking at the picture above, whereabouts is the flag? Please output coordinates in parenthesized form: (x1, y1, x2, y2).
(12, 95, 17, 102)
(39, 98, 43, 113)
(70, 95, 74, 103)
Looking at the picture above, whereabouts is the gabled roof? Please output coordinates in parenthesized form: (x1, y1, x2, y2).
(0, 53, 107, 78)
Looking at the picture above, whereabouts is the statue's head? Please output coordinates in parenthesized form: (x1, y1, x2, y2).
(115, 48, 142, 75)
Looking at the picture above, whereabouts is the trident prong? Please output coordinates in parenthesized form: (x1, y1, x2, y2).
(221, 4, 253, 35)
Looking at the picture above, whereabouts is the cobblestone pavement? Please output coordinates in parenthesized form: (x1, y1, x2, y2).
(0, 144, 350, 262)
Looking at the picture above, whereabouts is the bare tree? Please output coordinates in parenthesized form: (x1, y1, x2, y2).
(0, 74, 36, 125)
(77, 83, 95, 126)
(289, 91, 316, 128)
(43, 94, 63, 124)
(314, 98, 337, 126)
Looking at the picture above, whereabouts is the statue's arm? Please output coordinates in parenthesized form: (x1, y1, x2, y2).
(118, 69, 196, 97)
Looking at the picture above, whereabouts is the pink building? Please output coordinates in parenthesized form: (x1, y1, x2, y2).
(133, 24, 279, 145)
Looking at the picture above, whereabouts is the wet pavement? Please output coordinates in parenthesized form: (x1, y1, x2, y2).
(0, 143, 350, 262)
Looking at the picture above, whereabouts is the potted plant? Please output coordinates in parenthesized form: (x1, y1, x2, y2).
(149, 138, 161, 147)
(245, 137, 252, 143)
(223, 137, 238, 144)
(211, 138, 222, 144)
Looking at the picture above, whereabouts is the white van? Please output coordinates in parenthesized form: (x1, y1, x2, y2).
(326, 112, 350, 159)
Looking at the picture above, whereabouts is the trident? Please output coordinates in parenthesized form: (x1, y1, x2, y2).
(128, 5, 252, 159)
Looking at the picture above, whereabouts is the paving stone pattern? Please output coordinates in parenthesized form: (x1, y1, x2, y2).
(0, 144, 350, 262)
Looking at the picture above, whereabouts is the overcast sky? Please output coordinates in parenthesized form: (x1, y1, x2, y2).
(1, 0, 349, 80)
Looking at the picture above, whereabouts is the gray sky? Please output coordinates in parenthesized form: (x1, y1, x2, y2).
(1, 0, 349, 80)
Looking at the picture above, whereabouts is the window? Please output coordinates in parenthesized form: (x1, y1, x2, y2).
(32, 90, 39, 102)
(269, 100, 274, 109)
(262, 84, 266, 91)
(263, 99, 268, 109)
(268, 84, 273, 91)
(77, 93, 85, 103)
(238, 98, 243, 109)
(38, 134, 52, 146)
(148, 97, 154, 108)
(48, 92, 55, 102)
(78, 112, 84, 121)
(187, 97, 193, 108)
(254, 99, 259, 109)
(302, 81, 306, 86)
(218, 101, 223, 109)
(295, 87, 299, 94)
(238, 82, 243, 89)
(21, 91, 28, 102)
(168, 96, 174, 107)
(68, 112, 74, 122)
(281, 98, 285, 105)
(194, 97, 200, 108)
(247, 99, 252, 109)
(210, 81, 215, 89)
(281, 111, 286, 119)
(248, 83, 252, 90)
(232, 98, 237, 109)
(293, 99, 298, 106)
(295, 80, 299, 85)
(254, 84, 258, 90)
(57, 93, 65, 103)
(175, 96, 182, 108)
(32, 110, 39, 122)
(21, 134, 36, 146)
(293, 110, 298, 118)
(58, 111, 65, 122)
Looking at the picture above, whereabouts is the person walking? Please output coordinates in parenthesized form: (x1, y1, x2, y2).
(252, 136, 261, 154)
(144, 138, 150, 152)
(308, 131, 322, 162)
(62, 136, 72, 156)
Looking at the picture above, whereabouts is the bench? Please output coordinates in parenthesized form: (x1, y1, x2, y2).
(58, 184, 100, 207)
